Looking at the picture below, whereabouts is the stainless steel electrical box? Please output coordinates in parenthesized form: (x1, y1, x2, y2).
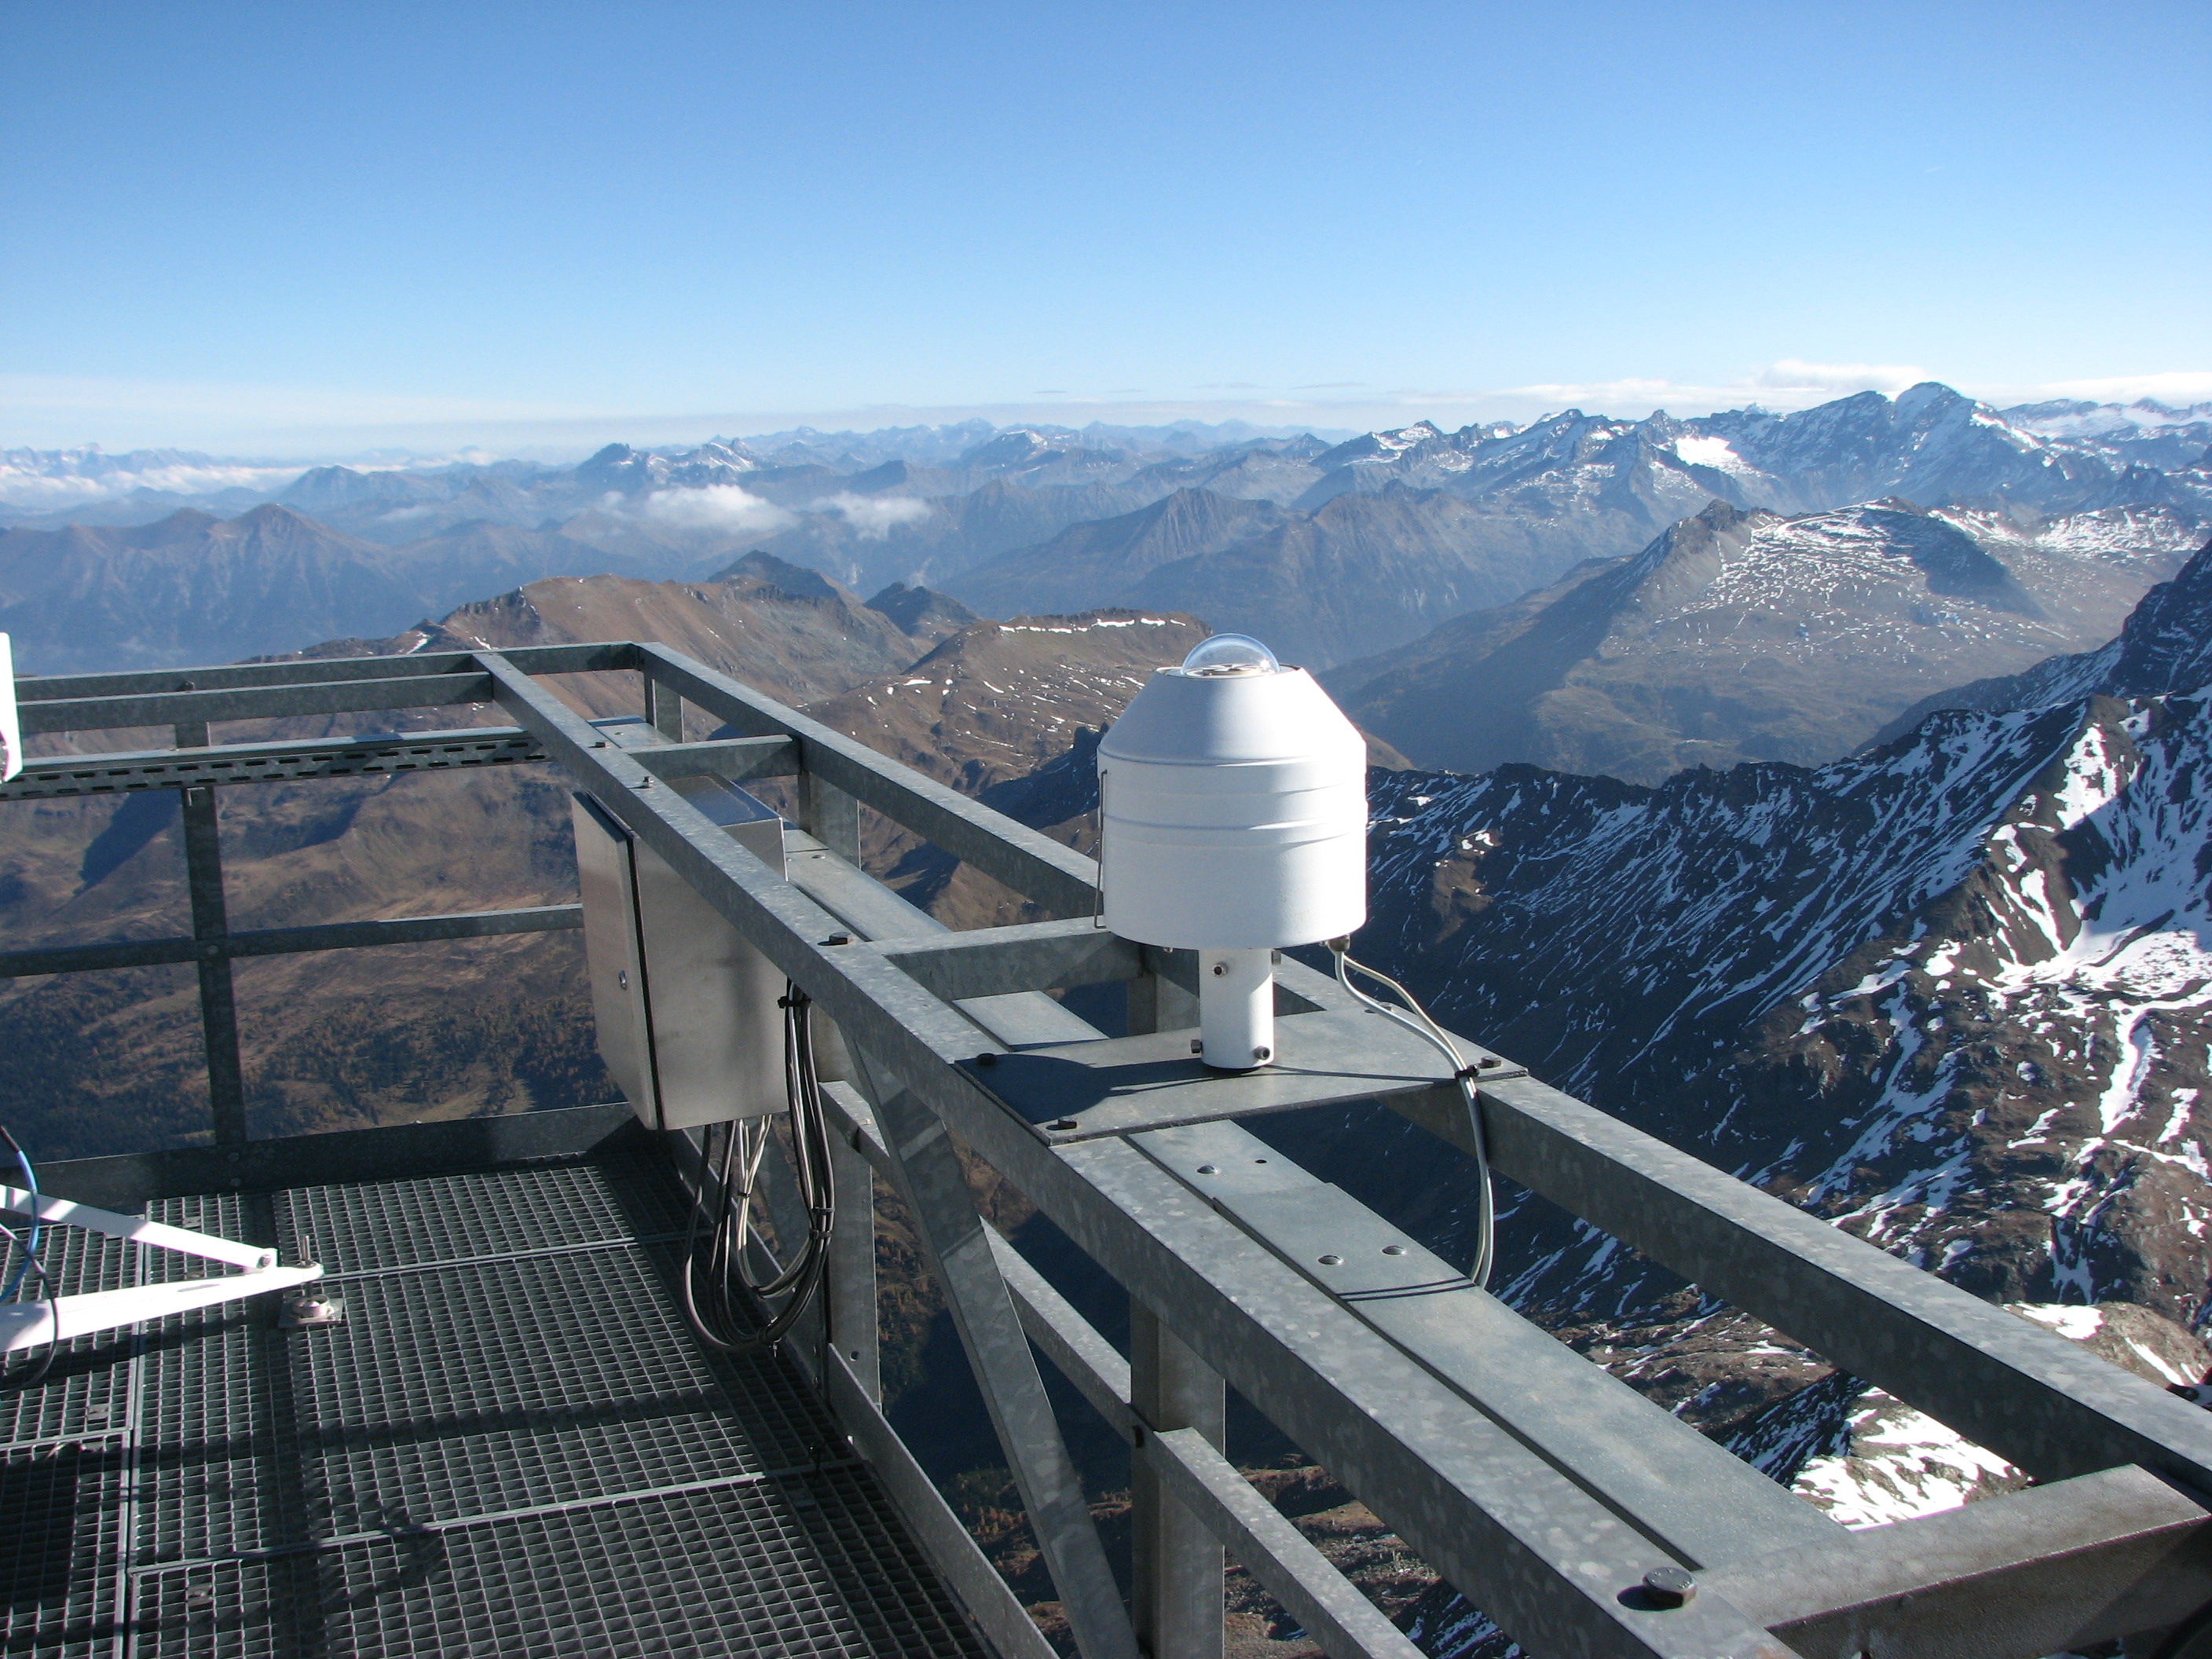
(572, 766, 789, 1130)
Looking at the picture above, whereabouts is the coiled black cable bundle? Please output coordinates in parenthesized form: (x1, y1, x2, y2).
(2, 1120, 60, 1392)
(679, 982, 837, 1353)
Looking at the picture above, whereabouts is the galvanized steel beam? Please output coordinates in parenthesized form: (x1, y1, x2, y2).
(1703, 1464, 2212, 1659)
(9, 642, 632, 707)
(0, 727, 546, 801)
(19, 672, 502, 736)
(1130, 1303, 1226, 1659)
(1129, 1119, 1847, 1569)
(632, 642, 1100, 916)
(1386, 1073, 2212, 1500)
(858, 1071, 1141, 1659)
(875, 921, 1144, 1003)
(634, 735, 798, 782)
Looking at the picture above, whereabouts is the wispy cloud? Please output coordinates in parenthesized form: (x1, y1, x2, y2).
(811, 492, 934, 540)
(641, 484, 794, 534)
(1753, 358, 1932, 394)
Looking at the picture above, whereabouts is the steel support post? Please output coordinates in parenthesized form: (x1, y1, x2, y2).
(805, 767, 863, 864)
(643, 674, 684, 742)
(854, 1059, 1139, 1659)
(1130, 1302, 1225, 1659)
(178, 785, 247, 1145)
(827, 1130, 881, 1402)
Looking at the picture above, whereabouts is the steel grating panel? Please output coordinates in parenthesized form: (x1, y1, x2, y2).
(29, 1153, 994, 1659)
(274, 1148, 686, 1275)
(2, 1438, 126, 1659)
(132, 1472, 983, 1659)
(141, 1245, 843, 1558)
(3, 1218, 138, 1448)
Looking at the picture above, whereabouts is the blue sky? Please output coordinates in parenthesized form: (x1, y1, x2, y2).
(3, 1, 2207, 454)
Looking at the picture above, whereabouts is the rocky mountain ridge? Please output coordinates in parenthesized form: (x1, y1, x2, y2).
(1333, 500, 2204, 781)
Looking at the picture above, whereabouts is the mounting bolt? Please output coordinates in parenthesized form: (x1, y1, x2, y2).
(1189, 1038, 1203, 1054)
(1479, 1056, 1503, 1069)
(1210, 961, 1226, 976)
(1051, 1118, 1079, 1132)
(822, 933, 851, 946)
(1382, 1243, 1405, 1255)
(974, 1052, 997, 1068)
(202, 943, 222, 959)
(1641, 1567, 1696, 1609)
(1251, 1046, 1270, 1062)
(1317, 1253, 1342, 1266)
(1196, 1163, 1218, 1175)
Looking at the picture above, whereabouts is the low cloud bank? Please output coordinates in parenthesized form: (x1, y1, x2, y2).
(641, 484, 794, 534)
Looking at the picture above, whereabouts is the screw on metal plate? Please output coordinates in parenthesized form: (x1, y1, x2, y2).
(1050, 1118, 1079, 1132)
(281, 1287, 344, 1328)
(617, 969, 628, 989)
(1196, 1163, 1218, 1174)
(1317, 1254, 1342, 1266)
(822, 933, 851, 946)
(1382, 1243, 1405, 1255)
(1189, 1038, 1203, 1054)
(1210, 961, 1226, 976)
(1640, 1567, 1696, 1609)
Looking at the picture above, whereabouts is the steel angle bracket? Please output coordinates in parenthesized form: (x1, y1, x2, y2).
(956, 1005, 1524, 1143)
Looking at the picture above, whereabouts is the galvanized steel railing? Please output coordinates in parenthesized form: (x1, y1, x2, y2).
(11, 643, 2212, 1659)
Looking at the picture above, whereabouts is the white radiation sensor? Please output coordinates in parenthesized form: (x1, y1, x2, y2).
(1097, 633, 1367, 1070)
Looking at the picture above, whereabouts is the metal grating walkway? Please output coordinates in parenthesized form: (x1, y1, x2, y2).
(3, 1147, 990, 1659)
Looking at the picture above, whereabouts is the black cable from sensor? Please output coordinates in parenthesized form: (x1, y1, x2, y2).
(1328, 943, 1496, 1289)
(680, 983, 837, 1353)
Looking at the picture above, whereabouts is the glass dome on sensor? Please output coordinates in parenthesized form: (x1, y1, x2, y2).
(1180, 633, 1280, 676)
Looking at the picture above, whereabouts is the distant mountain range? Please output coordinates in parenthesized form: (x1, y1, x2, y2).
(5, 384, 2207, 687)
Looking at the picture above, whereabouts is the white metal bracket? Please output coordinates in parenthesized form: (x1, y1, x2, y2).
(2, 1184, 323, 1353)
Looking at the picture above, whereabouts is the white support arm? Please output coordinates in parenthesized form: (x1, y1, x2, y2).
(2, 1185, 277, 1272)
(1, 1262, 324, 1352)
(3, 1182, 324, 1353)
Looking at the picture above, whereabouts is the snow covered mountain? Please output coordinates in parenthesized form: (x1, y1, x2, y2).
(1333, 499, 2203, 781)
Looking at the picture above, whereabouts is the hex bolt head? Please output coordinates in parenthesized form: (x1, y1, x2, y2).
(1642, 1567, 1696, 1608)
(1050, 1118, 1079, 1132)
(1190, 1038, 1203, 1054)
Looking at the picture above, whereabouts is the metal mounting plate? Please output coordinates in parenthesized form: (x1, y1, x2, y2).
(961, 1006, 1524, 1142)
